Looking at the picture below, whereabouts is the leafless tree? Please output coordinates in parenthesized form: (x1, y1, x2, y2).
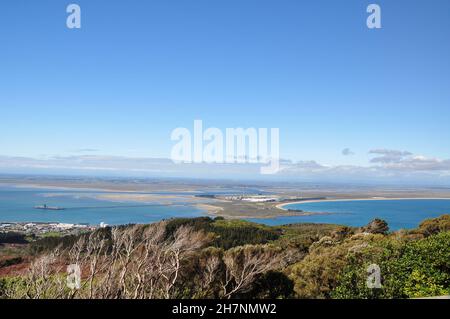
(221, 245, 284, 299)
(192, 247, 223, 298)
(7, 222, 285, 300)
(22, 249, 66, 299)
(64, 222, 210, 299)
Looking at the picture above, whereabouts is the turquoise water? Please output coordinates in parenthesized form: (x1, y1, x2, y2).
(0, 186, 203, 225)
(249, 199, 450, 230)
(2, 185, 450, 230)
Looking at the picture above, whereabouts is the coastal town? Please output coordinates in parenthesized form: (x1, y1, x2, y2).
(0, 222, 96, 237)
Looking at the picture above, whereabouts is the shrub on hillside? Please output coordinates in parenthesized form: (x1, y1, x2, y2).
(331, 231, 450, 298)
(416, 215, 450, 237)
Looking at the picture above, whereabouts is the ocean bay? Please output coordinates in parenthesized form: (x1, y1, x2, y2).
(2, 184, 450, 230)
(0, 185, 204, 225)
(250, 199, 450, 230)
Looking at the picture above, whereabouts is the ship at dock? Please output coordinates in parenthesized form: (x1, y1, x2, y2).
(34, 204, 65, 211)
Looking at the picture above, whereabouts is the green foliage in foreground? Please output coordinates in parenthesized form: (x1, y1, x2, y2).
(288, 214, 450, 299)
(26, 217, 340, 254)
(1, 214, 449, 299)
(165, 217, 283, 249)
(0, 277, 24, 299)
(331, 231, 450, 299)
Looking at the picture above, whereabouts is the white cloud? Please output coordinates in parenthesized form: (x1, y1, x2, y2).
(369, 148, 412, 164)
(1, 149, 450, 183)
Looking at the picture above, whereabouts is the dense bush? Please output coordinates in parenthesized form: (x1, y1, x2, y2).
(239, 271, 294, 299)
(0, 277, 27, 299)
(26, 217, 280, 255)
(288, 233, 385, 298)
(166, 217, 282, 249)
(0, 257, 23, 269)
(331, 231, 450, 298)
(359, 218, 389, 234)
(28, 226, 116, 255)
(28, 234, 80, 255)
(415, 214, 450, 237)
(1, 215, 449, 299)
(0, 232, 29, 244)
(288, 216, 450, 299)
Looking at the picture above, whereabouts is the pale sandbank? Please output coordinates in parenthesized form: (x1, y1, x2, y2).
(276, 197, 450, 211)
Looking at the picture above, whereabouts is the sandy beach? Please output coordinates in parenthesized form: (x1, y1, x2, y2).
(276, 197, 450, 210)
(195, 203, 224, 215)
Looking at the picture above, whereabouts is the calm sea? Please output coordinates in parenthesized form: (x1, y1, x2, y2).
(249, 199, 450, 230)
(0, 185, 204, 225)
(2, 185, 450, 230)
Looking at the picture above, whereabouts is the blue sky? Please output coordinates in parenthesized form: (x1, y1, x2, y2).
(1, 0, 450, 182)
